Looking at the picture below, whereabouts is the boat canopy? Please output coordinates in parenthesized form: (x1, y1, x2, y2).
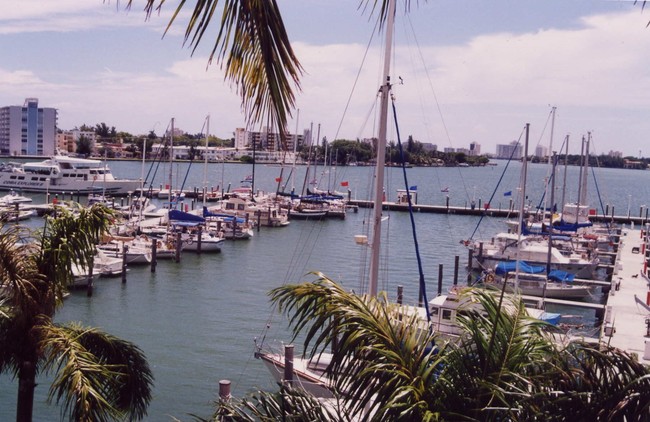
(548, 270, 575, 283)
(202, 206, 246, 223)
(494, 260, 545, 275)
(169, 210, 205, 224)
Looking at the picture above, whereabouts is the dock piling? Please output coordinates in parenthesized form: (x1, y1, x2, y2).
(283, 345, 294, 384)
(151, 237, 157, 273)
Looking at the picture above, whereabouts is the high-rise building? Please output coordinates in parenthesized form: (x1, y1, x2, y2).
(469, 142, 481, 156)
(496, 141, 522, 159)
(0, 98, 57, 156)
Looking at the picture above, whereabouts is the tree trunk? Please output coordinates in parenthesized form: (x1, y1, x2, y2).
(16, 360, 36, 422)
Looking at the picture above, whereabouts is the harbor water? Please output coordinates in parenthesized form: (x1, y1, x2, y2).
(1, 159, 648, 420)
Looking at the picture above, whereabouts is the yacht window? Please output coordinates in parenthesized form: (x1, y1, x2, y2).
(237, 204, 245, 211)
(442, 310, 452, 320)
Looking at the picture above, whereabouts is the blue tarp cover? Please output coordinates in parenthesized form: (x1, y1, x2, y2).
(494, 260, 545, 275)
(169, 209, 205, 223)
(548, 270, 575, 283)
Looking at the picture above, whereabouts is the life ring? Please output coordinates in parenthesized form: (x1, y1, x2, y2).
(485, 273, 495, 283)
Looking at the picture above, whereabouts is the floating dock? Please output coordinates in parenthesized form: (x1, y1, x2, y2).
(598, 226, 650, 361)
(348, 199, 650, 226)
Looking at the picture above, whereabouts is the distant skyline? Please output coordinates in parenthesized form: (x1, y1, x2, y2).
(1, 1, 649, 157)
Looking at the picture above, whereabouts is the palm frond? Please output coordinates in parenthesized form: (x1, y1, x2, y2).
(39, 322, 153, 422)
(270, 273, 445, 420)
(215, 384, 345, 421)
(127, 0, 302, 142)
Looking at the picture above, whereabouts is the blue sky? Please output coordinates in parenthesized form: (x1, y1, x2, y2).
(1, 0, 649, 157)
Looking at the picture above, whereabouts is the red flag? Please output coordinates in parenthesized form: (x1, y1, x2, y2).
(340, 181, 349, 187)
(275, 177, 282, 182)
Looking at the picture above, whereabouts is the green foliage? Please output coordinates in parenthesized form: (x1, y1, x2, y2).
(76, 135, 93, 157)
(0, 205, 153, 421)
(230, 275, 650, 421)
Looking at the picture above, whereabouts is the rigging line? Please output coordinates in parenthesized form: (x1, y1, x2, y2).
(391, 97, 430, 322)
(403, 13, 476, 207)
(330, 15, 380, 142)
(532, 135, 569, 219)
(468, 126, 526, 241)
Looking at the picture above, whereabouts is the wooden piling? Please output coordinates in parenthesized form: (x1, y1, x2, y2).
(438, 264, 443, 296)
(175, 232, 182, 263)
(283, 344, 294, 383)
(150, 237, 157, 273)
(453, 255, 459, 285)
(86, 263, 94, 297)
(121, 244, 128, 283)
(218, 379, 231, 402)
(467, 249, 474, 284)
(197, 226, 203, 254)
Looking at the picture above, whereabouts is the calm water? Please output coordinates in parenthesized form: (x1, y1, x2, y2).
(1, 159, 649, 420)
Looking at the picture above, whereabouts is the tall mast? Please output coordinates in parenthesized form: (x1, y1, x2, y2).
(515, 123, 530, 288)
(202, 115, 210, 207)
(169, 118, 174, 209)
(369, 0, 396, 297)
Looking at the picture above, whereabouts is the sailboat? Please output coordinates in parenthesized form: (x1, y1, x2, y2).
(256, 0, 560, 399)
(256, 0, 399, 393)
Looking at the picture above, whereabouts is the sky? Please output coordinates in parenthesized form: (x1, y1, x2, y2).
(1, 0, 649, 157)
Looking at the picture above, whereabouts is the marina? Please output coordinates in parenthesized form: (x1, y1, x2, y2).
(1, 158, 650, 420)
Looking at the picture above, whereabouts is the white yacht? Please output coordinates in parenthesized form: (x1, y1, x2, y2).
(0, 155, 141, 195)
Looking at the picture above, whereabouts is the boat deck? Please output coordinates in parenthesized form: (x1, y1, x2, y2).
(599, 227, 650, 361)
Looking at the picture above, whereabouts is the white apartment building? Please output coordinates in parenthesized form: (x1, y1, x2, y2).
(0, 98, 57, 156)
(496, 141, 522, 159)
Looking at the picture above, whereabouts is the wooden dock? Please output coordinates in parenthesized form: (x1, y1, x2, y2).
(597, 227, 650, 362)
(348, 199, 650, 225)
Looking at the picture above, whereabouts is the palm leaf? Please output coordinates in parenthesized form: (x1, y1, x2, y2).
(126, 0, 303, 142)
(39, 321, 153, 422)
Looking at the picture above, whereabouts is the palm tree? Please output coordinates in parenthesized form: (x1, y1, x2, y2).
(123, 0, 303, 145)
(121, 0, 407, 144)
(0, 204, 153, 422)
(217, 274, 650, 421)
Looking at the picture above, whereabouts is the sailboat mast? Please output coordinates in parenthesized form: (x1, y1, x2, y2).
(581, 132, 590, 206)
(515, 123, 530, 288)
(169, 118, 174, 209)
(202, 115, 210, 207)
(560, 134, 569, 214)
(369, 0, 396, 297)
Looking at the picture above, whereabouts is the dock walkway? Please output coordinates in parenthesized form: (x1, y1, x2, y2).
(600, 227, 650, 362)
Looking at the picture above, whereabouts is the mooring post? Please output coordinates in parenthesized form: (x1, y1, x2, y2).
(438, 264, 443, 296)
(86, 264, 94, 297)
(121, 244, 128, 283)
(397, 285, 403, 305)
(197, 226, 202, 254)
(175, 232, 182, 263)
(150, 237, 157, 273)
(218, 379, 231, 403)
(454, 255, 459, 286)
(467, 249, 474, 284)
(283, 345, 294, 384)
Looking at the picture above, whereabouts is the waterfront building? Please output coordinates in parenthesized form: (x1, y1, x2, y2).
(234, 127, 305, 152)
(496, 141, 522, 159)
(0, 98, 57, 156)
(469, 142, 481, 156)
(534, 144, 548, 159)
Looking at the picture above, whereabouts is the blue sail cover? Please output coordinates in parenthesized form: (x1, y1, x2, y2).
(202, 207, 246, 223)
(548, 270, 575, 283)
(169, 210, 205, 225)
(494, 260, 546, 275)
